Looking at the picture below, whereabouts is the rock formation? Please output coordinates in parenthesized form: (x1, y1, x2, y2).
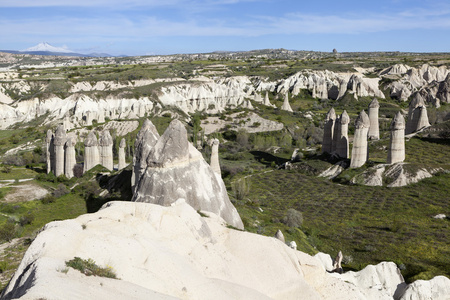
(209, 138, 221, 175)
(332, 251, 343, 274)
(367, 98, 380, 140)
(322, 108, 336, 154)
(332, 115, 340, 153)
(263, 91, 275, 107)
(387, 112, 405, 164)
(98, 130, 114, 171)
(3, 200, 450, 299)
(336, 110, 350, 158)
(406, 95, 431, 134)
(83, 131, 100, 173)
(131, 119, 160, 194)
(118, 138, 127, 170)
(436, 73, 450, 103)
(274, 229, 285, 243)
(280, 92, 293, 112)
(350, 110, 370, 168)
(45, 129, 54, 174)
(53, 125, 66, 177)
(64, 137, 76, 179)
(132, 119, 244, 230)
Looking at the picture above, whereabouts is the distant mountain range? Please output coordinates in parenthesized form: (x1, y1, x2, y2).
(1, 42, 114, 57)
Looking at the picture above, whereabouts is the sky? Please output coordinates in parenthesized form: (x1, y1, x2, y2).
(0, 0, 449, 56)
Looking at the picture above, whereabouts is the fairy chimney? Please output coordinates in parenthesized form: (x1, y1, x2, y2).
(98, 130, 114, 171)
(281, 93, 293, 112)
(53, 125, 66, 177)
(64, 137, 76, 179)
(387, 112, 406, 164)
(336, 110, 350, 158)
(131, 119, 160, 193)
(118, 138, 127, 170)
(322, 108, 336, 154)
(350, 110, 370, 168)
(46, 130, 54, 174)
(84, 131, 100, 173)
(210, 138, 221, 175)
(368, 98, 380, 140)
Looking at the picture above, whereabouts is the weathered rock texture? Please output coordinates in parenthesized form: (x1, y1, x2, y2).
(118, 138, 127, 170)
(209, 138, 221, 175)
(64, 137, 76, 178)
(387, 112, 405, 164)
(83, 131, 100, 173)
(332, 115, 340, 153)
(98, 130, 114, 171)
(45, 130, 54, 174)
(132, 119, 244, 230)
(53, 125, 66, 177)
(406, 94, 431, 134)
(274, 229, 285, 243)
(322, 108, 336, 154)
(3, 201, 448, 300)
(367, 99, 380, 140)
(263, 91, 275, 107)
(280, 93, 293, 112)
(336, 110, 350, 158)
(131, 119, 160, 193)
(350, 110, 370, 168)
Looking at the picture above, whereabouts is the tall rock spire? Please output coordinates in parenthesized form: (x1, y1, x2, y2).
(84, 131, 99, 173)
(387, 112, 405, 164)
(350, 110, 370, 168)
(368, 98, 380, 140)
(336, 110, 350, 158)
(209, 138, 221, 175)
(98, 130, 114, 171)
(280, 93, 293, 112)
(322, 108, 336, 154)
(64, 137, 76, 178)
(53, 125, 66, 177)
(118, 138, 127, 170)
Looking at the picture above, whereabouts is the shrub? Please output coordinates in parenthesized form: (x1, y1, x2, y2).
(65, 257, 117, 279)
(73, 164, 84, 178)
(0, 222, 16, 242)
(282, 208, 303, 228)
(41, 195, 56, 204)
(232, 178, 250, 200)
(19, 213, 35, 226)
(53, 184, 69, 198)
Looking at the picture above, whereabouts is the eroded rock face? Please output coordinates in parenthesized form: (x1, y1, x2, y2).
(118, 138, 127, 170)
(387, 112, 405, 164)
(53, 125, 67, 177)
(98, 130, 114, 171)
(322, 108, 336, 154)
(336, 110, 350, 158)
(64, 137, 76, 179)
(350, 110, 370, 168)
(83, 131, 100, 173)
(131, 119, 160, 193)
(133, 119, 244, 230)
(368, 99, 380, 140)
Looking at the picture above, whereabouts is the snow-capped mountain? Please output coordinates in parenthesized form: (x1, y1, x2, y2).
(21, 42, 74, 53)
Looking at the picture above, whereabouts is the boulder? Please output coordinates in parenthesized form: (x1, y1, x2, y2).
(133, 120, 244, 230)
(274, 230, 285, 243)
(398, 276, 450, 300)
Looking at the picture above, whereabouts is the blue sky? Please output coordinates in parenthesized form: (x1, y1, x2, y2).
(0, 0, 449, 56)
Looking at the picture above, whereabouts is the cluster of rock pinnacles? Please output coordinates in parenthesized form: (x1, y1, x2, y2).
(46, 125, 127, 178)
(322, 97, 430, 167)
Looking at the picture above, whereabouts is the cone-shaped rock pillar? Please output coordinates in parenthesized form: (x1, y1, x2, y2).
(387, 112, 406, 164)
(118, 138, 127, 170)
(131, 119, 160, 193)
(133, 119, 244, 230)
(64, 137, 76, 178)
(281, 93, 293, 112)
(336, 110, 350, 158)
(264, 91, 274, 107)
(274, 230, 285, 243)
(406, 94, 430, 134)
(322, 108, 336, 154)
(368, 98, 380, 140)
(350, 110, 370, 168)
(98, 130, 114, 171)
(53, 125, 66, 177)
(84, 131, 100, 173)
(210, 138, 221, 175)
(332, 115, 340, 153)
(46, 130, 54, 174)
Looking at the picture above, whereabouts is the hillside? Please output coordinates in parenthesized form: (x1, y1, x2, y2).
(0, 50, 448, 292)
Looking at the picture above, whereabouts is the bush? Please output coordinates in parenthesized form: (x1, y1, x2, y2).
(53, 183, 69, 198)
(66, 257, 117, 279)
(19, 213, 35, 226)
(41, 195, 56, 204)
(73, 164, 84, 178)
(0, 221, 16, 242)
(232, 178, 250, 200)
(283, 208, 303, 228)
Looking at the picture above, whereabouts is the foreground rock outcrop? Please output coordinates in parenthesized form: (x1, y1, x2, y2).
(3, 201, 449, 300)
(132, 120, 244, 230)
